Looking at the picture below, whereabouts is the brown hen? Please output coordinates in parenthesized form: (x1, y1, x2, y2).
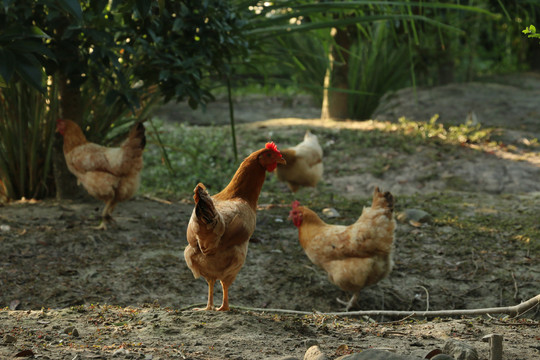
(184, 142, 286, 311)
(289, 187, 395, 311)
(57, 119, 145, 230)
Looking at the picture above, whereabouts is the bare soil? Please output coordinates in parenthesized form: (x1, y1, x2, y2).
(1, 73, 539, 360)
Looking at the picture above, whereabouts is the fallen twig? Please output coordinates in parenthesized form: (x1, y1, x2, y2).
(142, 194, 173, 205)
(511, 271, 519, 301)
(378, 313, 415, 325)
(178, 303, 207, 311)
(416, 285, 430, 312)
(227, 294, 540, 318)
(489, 320, 539, 326)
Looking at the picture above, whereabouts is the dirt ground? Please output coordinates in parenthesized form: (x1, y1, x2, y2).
(1, 73, 539, 359)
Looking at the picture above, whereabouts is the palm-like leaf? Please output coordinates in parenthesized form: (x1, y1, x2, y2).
(233, 0, 498, 120)
(0, 82, 57, 200)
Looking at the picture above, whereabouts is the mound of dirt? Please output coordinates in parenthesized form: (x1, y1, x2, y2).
(373, 72, 540, 134)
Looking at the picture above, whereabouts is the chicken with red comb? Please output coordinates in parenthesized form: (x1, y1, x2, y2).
(185, 142, 286, 311)
(289, 187, 395, 311)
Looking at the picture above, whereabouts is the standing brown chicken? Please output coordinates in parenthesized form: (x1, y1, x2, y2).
(184, 142, 286, 311)
(56, 119, 146, 230)
(289, 187, 395, 311)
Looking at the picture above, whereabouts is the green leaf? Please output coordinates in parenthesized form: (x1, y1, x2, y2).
(523, 25, 537, 34)
(8, 40, 56, 60)
(15, 55, 45, 93)
(28, 26, 51, 39)
(57, 0, 83, 21)
(105, 90, 121, 106)
(0, 49, 15, 83)
(136, 0, 152, 17)
(0, 28, 26, 42)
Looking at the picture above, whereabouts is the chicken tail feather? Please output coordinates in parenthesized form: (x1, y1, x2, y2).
(372, 187, 394, 219)
(194, 183, 217, 225)
(125, 122, 146, 151)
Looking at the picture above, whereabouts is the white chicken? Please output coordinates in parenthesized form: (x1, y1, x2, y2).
(276, 130, 323, 192)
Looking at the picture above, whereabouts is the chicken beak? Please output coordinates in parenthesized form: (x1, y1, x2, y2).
(277, 157, 286, 165)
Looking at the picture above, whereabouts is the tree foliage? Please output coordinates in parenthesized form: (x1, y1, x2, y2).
(523, 24, 540, 40)
(0, 0, 537, 201)
(0, 0, 248, 201)
(1, 0, 248, 110)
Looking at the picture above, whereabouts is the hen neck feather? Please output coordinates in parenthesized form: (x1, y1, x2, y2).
(214, 150, 266, 209)
(63, 123, 88, 154)
(298, 209, 327, 247)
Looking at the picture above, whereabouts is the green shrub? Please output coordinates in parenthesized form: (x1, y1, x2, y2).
(141, 120, 238, 198)
(0, 82, 57, 200)
(348, 22, 411, 120)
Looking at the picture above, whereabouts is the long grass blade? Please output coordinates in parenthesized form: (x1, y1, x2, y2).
(148, 118, 175, 176)
(226, 76, 238, 162)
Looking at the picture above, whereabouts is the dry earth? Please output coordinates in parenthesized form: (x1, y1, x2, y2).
(1, 73, 539, 359)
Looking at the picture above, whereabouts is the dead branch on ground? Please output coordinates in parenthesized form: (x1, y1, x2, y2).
(231, 294, 540, 319)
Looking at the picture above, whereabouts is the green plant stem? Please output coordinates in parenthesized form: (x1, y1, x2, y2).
(227, 76, 238, 162)
(148, 118, 175, 176)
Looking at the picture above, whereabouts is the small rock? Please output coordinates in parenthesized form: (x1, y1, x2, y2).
(4, 334, 17, 344)
(409, 349, 444, 359)
(443, 339, 478, 360)
(9, 300, 20, 310)
(0, 224, 10, 232)
(304, 339, 319, 349)
(322, 208, 340, 218)
(14, 349, 35, 357)
(432, 355, 456, 360)
(304, 345, 327, 360)
(336, 349, 422, 359)
(396, 209, 432, 225)
(113, 348, 129, 357)
(64, 326, 80, 337)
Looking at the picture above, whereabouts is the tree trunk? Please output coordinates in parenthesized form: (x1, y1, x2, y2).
(53, 73, 85, 200)
(321, 27, 352, 121)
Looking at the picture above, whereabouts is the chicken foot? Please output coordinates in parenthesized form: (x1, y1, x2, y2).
(193, 279, 232, 311)
(95, 201, 117, 230)
(216, 280, 231, 311)
(194, 278, 216, 311)
(337, 293, 359, 312)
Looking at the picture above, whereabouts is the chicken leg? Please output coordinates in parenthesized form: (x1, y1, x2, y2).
(95, 201, 117, 230)
(337, 293, 359, 312)
(194, 278, 216, 311)
(217, 280, 231, 311)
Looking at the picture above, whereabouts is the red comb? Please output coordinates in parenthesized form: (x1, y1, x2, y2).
(265, 142, 281, 155)
(291, 200, 300, 209)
